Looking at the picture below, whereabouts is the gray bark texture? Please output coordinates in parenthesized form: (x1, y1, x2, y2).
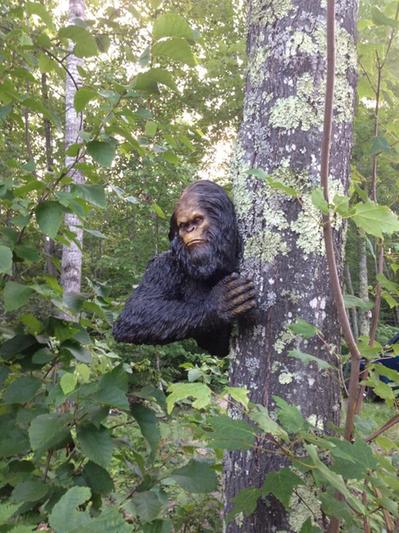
(224, 0, 358, 531)
(60, 0, 85, 300)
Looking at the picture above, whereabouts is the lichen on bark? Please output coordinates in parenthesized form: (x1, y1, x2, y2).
(225, 0, 358, 530)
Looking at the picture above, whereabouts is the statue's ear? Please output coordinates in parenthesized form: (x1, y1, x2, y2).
(168, 211, 178, 241)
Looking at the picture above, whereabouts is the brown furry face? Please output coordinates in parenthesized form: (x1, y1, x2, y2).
(175, 193, 210, 250)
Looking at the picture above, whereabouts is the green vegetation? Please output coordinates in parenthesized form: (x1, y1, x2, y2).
(0, 0, 399, 531)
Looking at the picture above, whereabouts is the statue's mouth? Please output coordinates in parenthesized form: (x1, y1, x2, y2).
(186, 239, 206, 248)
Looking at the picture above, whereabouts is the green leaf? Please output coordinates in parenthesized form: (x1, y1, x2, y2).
(3, 282, 34, 312)
(134, 68, 177, 93)
(11, 480, 48, 503)
(74, 88, 98, 112)
(49, 486, 91, 533)
(289, 319, 318, 338)
(166, 382, 211, 414)
(263, 468, 304, 508)
(4, 376, 41, 404)
(25, 2, 55, 29)
(371, 7, 398, 27)
(82, 462, 114, 496)
(131, 404, 160, 455)
(306, 445, 364, 514)
(311, 187, 329, 214)
(95, 34, 111, 53)
(371, 135, 390, 155)
(0, 503, 20, 524)
(227, 487, 262, 522)
(35, 200, 65, 238)
(206, 415, 256, 450)
(145, 120, 158, 137)
(249, 404, 288, 439)
(38, 52, 56, 73)
(74, 509, 131, 533)
(130, 491, 162, 523)
(87, 140, 117, 168)
(14, 245, 40, 262)
(77, 424, 113, 468)
(300, 517, 322, 532)
(224, 386, 250, 409)
(168, 460, 217, 493)
(153, 13, 196, 41)
(330, 438, 377, 480)
(343, 294, 373, 310)
(142, 520, 172, 533)
(153, 38, 196, 66)
(273, 396, 308, 433)
(62, 340, 91, 363)
(60, 372, 78, 395)
(29, 413, 70, 450)
(72, 184, 106, 208)
(288, 349, 332, 370)
(59, 25, 98, 57)
(0, 245, 12, 275)
(0, 334, 37, 359)
(352, 201, 399, 239)
(267, 177, 298, 197)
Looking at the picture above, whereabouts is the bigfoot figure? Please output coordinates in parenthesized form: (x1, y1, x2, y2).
(112, 180, 256, 356)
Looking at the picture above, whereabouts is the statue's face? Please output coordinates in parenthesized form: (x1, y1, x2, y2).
(175, 193, 210, 250)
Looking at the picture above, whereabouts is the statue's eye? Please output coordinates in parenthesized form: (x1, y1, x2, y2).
(193, 216, 203, 225)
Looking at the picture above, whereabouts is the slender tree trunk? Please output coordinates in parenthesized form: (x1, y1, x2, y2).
(358, 236, 369, 336)
(224, 1, 357, 530)
(60, 0, 85, 302)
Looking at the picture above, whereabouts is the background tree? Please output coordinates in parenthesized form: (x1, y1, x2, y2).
(224, 0, 357, 530)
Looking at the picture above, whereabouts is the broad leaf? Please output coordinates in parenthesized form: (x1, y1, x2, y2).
(352, 201, 399, 238)
(11, 480, 48, 503)
(206, 415, 256, 450)
(130, 491, 162, 523)
(168, 460, 217, 493)
(249, 404, 288, 440)
(134, 68, 177, 93)
(72, 184, 106, 208)
(263, 468, 304, 508)
(153, 13, 195, 41)
(288, 349, 332, 370)
(74, 87, 98, 112)
(35, 200, 65, 238)
(4, 376, 41, 404)
(153, 38, 196, 66)
(273, 396, 308, 434)
(311, 187, 329, 214)
(59, 25, 98, 57)
(87, 140, 117, 168)
(29, 413, 70, 450)
(227, 487, 262, 522)
(224, 386, 250, 409)
(343, 294, 373, 310)
(3, 282, 34, 312)
(166, 382, 211, 414)
(82, 462, 114, 496)
(289, 319, 318, 338)
(77, 424, 113, 468)
(49, 486, 91, 533)
(0, 245, 12, 275)
(131, 404, 160, 455)
(60, 372, 78, 395)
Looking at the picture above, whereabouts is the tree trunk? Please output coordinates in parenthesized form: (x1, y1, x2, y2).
(224, 1, 357, 531)
(60, 0, 85, 303)
(358, 236, 370, 336)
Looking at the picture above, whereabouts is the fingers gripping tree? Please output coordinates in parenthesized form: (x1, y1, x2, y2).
(224, 0, 357, 530)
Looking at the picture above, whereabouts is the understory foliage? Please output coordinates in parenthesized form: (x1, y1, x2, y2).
(0, 0, 399, 532)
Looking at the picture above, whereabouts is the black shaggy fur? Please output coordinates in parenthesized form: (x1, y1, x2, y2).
(112, 180, 241, 356)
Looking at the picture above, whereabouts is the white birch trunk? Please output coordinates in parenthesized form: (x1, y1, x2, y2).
(60, 0, 85, 306)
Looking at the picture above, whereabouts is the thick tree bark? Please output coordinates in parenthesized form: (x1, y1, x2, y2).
(60, 0, 85, 302)
(224, 1, 357, 530)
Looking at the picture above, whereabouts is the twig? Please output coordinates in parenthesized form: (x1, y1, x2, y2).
(365, 413, 399, 443)
(319, 0, 361, 443)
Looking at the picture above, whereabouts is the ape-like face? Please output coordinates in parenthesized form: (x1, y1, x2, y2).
(175, 193, 209, 249)
(169, 180, 239, 281)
